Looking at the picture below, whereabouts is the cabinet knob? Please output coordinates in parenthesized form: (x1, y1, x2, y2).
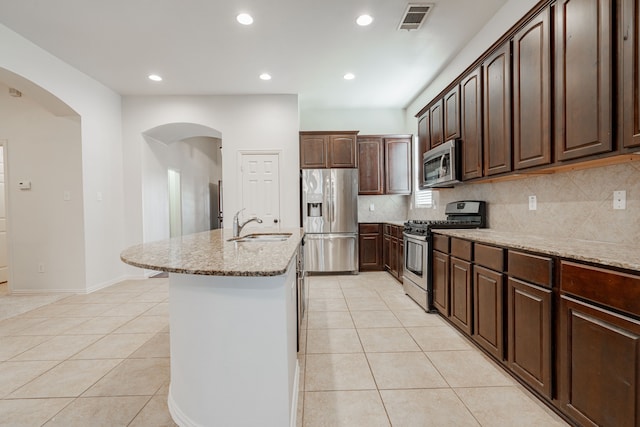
(274, 219, 279, 224)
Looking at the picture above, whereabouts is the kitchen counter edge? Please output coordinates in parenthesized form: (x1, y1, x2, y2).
(433, 229, 639, 272)
(120, 228, 305, 277)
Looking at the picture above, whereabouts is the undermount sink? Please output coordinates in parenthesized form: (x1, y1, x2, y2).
(228, 233, 292, 243)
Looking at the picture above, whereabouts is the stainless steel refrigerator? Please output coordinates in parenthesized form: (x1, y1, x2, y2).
(302, 169, 358, 273)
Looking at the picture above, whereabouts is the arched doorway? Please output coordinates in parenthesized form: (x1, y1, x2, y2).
(0, 68, 84, 294)
(142, 123, 223, 241)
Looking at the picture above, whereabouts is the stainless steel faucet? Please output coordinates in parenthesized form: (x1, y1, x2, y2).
(233, 209, 263, 237)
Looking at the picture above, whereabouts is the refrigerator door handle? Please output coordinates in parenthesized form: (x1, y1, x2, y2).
(331, 174, 335, 224)
(331, 198, 336, 224)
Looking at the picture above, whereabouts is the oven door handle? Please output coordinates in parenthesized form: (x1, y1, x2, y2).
(403, 232, 427, 242)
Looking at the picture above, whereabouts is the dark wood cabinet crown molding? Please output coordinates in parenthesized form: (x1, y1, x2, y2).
(415, 0, 554, 119)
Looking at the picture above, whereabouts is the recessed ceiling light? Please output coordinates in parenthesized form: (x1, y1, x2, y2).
(148, 74, 162, 82)
(237, 13, 254, 25)
(259, 73, 272, 81)
(344, 73, 355, 80)
(356, 15, 373, 26)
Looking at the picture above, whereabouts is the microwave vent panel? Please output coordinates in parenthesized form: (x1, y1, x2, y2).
(398, 3, 433, 31)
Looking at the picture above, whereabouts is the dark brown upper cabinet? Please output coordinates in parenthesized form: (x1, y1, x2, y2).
(357, 135, 412, 195)
(328, 134, 358, 167)
(483, 42, 512, 176)
(430, 99, 444, 149)
(300, 131, 358, 168)
(417, 112, 430, 183)
(622, 0, 640, 149)
(513, 7, 551, 170)
(555, 0, 612, 161)
(444, 85, 461, 141)
(385, 137, 412, 194)
(299, 133, 327, 168)
(460, 67, 484, 181)
(357, 137, 385, 195)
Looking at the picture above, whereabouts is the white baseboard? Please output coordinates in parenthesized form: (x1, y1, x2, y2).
(10, 288, 79, 295)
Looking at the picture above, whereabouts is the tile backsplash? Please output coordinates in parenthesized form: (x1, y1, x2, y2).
(358, 195, 409, 223)
(408, 161, 640, 246)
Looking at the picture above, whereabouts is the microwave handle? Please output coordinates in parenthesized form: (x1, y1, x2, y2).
(439, 154, 446, 176)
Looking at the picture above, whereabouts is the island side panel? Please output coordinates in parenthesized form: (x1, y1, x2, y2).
(167, 260, 298, 427)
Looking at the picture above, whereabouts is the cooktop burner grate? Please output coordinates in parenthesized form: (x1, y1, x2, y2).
(404, 200, 487, 236)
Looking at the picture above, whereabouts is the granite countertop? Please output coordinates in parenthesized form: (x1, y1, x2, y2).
(120, 228, 305, 277)
(384, 220, 406, 227)
(359, 220, 406, 226)
(433, 229, 639, 272)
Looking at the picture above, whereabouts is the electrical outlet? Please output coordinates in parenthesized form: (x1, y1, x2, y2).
(38, 263, 45, 273)
(528, 195, 537, 211)
(369, 203, 375, 211)
(63, 190, 71, 201)
(613, 190, 626, 210)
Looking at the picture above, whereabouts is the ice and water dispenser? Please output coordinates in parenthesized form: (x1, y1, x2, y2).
(307, 202, 322, 217)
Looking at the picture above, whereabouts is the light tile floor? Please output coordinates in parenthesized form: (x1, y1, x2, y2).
(0, 273, 569, 426)
(0, 278, 175, 427)
(297, 272, 569, 427)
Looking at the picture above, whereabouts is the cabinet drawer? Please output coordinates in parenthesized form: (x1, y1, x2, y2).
(359, 223, 381, 234)
(383, 224, 392, 236)
(561, 261, 640, 317)
(508, 250, 553, 288)
(433, 234, 449, 253)
(451, 238, 472, 261)
(475, 243, 504, 271)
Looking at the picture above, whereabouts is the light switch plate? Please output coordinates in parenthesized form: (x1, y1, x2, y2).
(613, 190, 626, 210)
(528, 195, 537, 211)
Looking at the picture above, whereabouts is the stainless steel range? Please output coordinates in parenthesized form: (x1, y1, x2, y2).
(403, 201, 487, 311)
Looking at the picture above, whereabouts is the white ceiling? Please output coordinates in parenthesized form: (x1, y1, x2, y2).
(0, 0, 507, 110)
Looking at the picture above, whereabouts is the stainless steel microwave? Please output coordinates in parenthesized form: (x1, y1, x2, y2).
(421, 139, 460, 188)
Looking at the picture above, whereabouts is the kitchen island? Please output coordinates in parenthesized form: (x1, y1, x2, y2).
(120, 228, 305, 427)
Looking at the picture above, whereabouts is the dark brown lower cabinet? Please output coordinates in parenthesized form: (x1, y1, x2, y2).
(473, 265, 504, 361)
(507, 277, 552, 398)
(450, 257, 473, 335)
(389, 235, 399, 278)
(429, 233, 640, 426)
(432, 250, 450, 315)
(358, 223, 383, 271)
(382, 224, 403, 283)
(559, 295, 640, 427)
(383, 234, 392, 271)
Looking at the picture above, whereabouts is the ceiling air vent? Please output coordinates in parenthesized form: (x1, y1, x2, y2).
(398, 3, 433, 31)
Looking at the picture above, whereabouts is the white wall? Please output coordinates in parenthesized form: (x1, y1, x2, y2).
(404, 0, 540, 121)
(0, 83, 86, 292)
(122, 95, 300, 269)
(300, 108, 408, 135)
(0, 24, 125, 292)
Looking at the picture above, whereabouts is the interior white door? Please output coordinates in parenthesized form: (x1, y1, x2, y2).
(240, 153, 280, 230)
(0, 144, 7, 283)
